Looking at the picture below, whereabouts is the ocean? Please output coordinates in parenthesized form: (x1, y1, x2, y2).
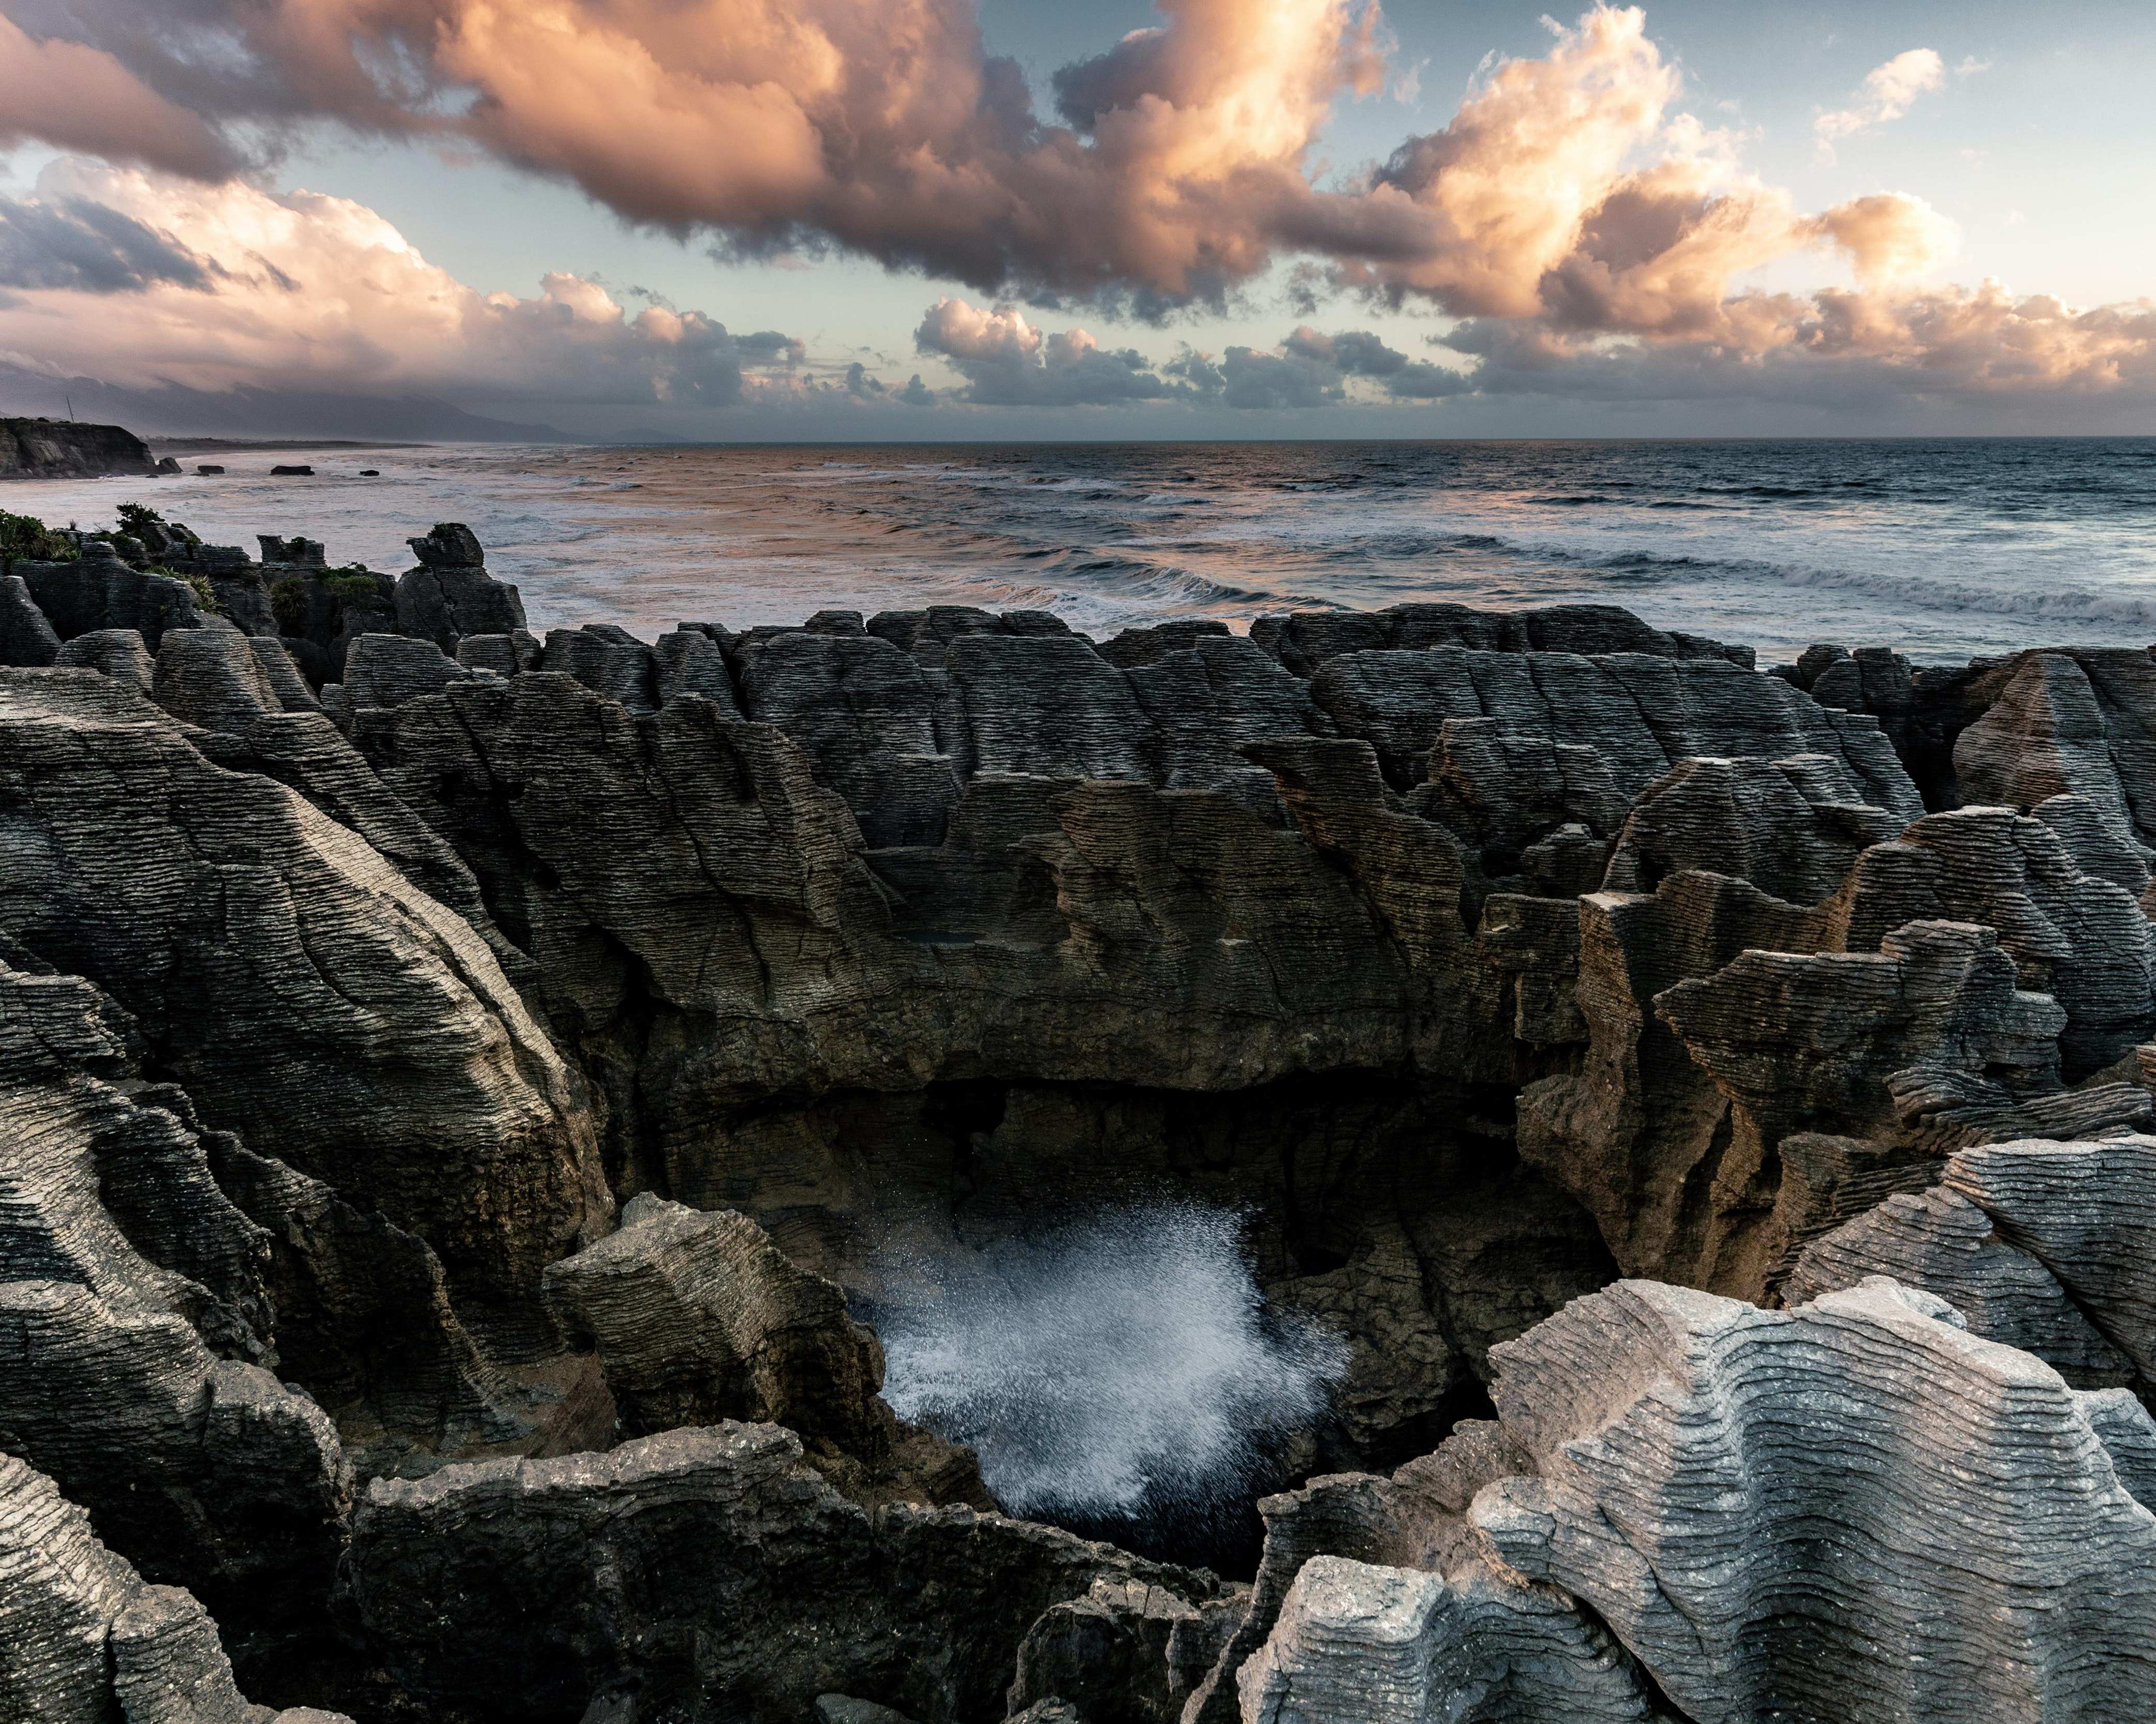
(10, 437, 2154, 663)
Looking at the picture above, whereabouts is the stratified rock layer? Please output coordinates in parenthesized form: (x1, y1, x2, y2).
(337, 1423, 1218, 1724)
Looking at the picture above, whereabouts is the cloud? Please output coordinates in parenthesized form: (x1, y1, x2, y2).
(0, 159, 798, 414)
(0, 194, 220, 293)
(1439, 284, 2156, 407)
(0, 14, 241, 179)
(914, 295, 1183, 404)
(0, 5, 2148, 423)
(1814, 48, 1945, 159)
(1215, 346, 1340, 409)
(20, 0, 1387, 307)
(1280, 324, 1468, 397)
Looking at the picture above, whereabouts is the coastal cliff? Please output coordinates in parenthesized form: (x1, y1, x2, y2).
(1, 417, 161, 479)
(4, 506, 2156, 1723)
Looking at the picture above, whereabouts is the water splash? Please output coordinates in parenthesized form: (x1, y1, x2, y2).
(877, 1204, 1348, 1564)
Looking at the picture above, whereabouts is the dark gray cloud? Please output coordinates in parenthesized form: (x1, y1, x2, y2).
(913, 296, 1187, 406)
(735, 329, 807, 365)
(1217, 346, 1340, 410)
(0, 194, 218, 292)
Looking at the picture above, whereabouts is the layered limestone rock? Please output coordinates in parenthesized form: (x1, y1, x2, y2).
(1250, 600, 1754, 676)
(1472, 1277, 2156, 1723)
(13, 518, 2156, 1716)
(1521, 794, 2156, 1301)
(1789, 1135, 2156, 1394)
(0, 668, 609, 1327)
(393, 524, 527, 652)
(336, 1423, 1221, 1724)
(0, 956, 352, 1656)
(1006, 1576, 1245, 1724)
(1237, 1554, 1658, 1724)
(0, 1450, 350, 1724)
(542, 1193, 990, 1506)
(16, 542, 206, 649)
(1206, 1277, 2156, 1724)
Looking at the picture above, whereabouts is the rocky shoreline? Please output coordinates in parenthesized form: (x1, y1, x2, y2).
(3, 504, 2154, 1722)
(1, 418, 171, 480)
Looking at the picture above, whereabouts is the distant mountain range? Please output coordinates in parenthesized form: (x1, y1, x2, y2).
(0, 365, 567, 443)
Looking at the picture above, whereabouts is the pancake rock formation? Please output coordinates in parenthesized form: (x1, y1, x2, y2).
(1, 506, 2154, 1720)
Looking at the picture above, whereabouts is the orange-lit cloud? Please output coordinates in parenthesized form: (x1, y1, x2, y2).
(1, 3, 2151, 417)
(0, 160, 795, 407)
(1815, 48, 1945, 160)
(0, 14, 240, 178)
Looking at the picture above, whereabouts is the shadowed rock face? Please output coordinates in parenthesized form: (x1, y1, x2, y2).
(0, 1450, 351, 1724)
(0, 418, 157, 479)
(336, 1423, 1220, 1724)
(10, 523, 2156, 1720)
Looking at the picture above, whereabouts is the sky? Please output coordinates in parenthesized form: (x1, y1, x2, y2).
(0, 0, 2151, 440)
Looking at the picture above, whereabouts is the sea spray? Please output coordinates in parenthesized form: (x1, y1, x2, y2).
(876, 1203, 1348, 1567)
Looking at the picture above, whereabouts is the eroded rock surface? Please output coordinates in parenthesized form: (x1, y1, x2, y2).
(0, 1449, 351, 1724)
(337, 1423, 1219, 1724)
(6, 519, 2156, 1719)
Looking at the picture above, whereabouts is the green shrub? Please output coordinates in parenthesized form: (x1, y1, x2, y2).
(321, 567, 385, 609)
(0, 509, 75, 570)
(114, 502, 166, 539)
(145, 567, 225, 618)
(271, 575, 306, 636)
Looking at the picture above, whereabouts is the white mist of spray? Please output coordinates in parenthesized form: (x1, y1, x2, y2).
(877, 1204, 1349, 1526)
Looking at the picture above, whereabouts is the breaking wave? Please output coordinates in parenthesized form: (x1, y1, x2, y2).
(877, 1203, 1348, 1566)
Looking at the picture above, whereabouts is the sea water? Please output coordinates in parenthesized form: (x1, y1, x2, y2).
(10, 436, 2154, 662)
(876, 1204, 1348, 1567)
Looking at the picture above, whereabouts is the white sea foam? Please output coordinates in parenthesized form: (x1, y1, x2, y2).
(877, 1204, 1348, 1525)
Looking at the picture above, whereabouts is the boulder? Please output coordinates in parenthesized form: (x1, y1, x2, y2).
(542, 1194, 985, 1503)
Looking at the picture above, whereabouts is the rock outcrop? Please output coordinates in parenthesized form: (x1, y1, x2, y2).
(6, 510, 2156, 1719)
(0, 1450, 350, 1724)
(0, 417, 158, 479)
(1201, 1276, 2156, 1724)
(0, 667, 609, 1326)
(336, 1423, 1221, 1724)
(542, 1194, 991, 1506)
